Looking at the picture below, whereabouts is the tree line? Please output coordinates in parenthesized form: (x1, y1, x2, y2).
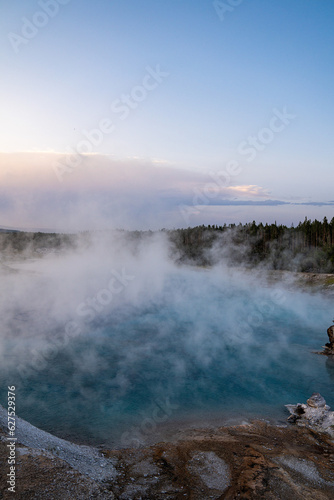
(167, 217, 334, 272)
(1, 217, 334, 272)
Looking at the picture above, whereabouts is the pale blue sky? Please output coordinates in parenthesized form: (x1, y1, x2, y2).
(0, 0, 333, 230)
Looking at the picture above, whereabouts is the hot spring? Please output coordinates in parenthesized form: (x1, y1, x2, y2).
(1, 239, 333, 448)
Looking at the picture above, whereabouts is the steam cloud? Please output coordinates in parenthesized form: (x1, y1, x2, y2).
(0, 231, 332, 446)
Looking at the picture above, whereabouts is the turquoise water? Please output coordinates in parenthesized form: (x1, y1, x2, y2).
(1, 269, 333, 447)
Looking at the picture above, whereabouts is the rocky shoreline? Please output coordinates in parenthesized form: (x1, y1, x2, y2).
(1, 397, 334, 499)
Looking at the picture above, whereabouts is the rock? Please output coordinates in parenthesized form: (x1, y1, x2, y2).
(187, 451, 231, 497)
(328, 325, 334, 344)
(307, 393, 326, 408)
(286, 393, 334, 438)
(321, 325, 334, 355)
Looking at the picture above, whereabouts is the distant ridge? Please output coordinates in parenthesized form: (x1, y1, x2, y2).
(0, 227, 20, 233)
(0, 224, 66, 233)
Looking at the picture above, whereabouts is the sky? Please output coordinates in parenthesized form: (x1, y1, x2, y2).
(0, 0, 334, 231)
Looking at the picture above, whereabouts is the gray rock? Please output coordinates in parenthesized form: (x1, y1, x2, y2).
(286, 393, 334, 438)
(187, 451, 231, 498)
(323, 325, 334, 355)
(307, 393, 326, 408)
(0, 403, 117, 484)
(328, 325, 334, 344)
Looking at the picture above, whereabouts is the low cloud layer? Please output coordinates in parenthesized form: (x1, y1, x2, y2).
(0, 152, 333, 231)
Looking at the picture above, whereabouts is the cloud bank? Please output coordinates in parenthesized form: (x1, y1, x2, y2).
(0, 152, 333, 231)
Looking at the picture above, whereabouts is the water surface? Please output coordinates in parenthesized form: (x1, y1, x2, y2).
(1, 267, 333, 447)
